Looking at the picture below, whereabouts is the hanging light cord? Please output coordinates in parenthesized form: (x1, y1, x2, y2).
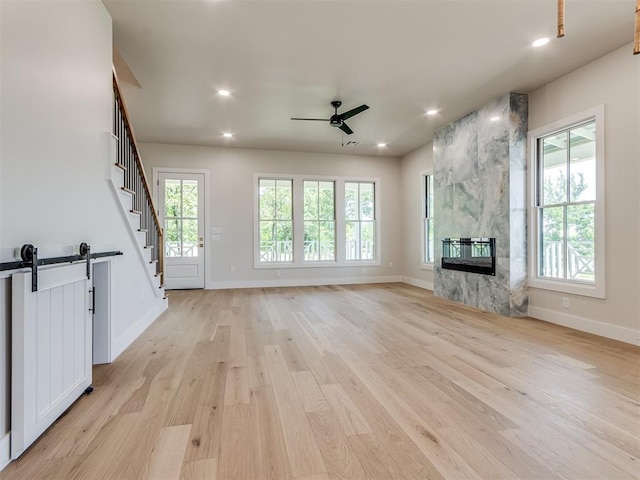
(557, 0, 565, 38)
(634, 0, 640, 55)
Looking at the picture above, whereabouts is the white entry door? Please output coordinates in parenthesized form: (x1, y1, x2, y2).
(159, 172, 205, 289)
(12, 264, 92, 459)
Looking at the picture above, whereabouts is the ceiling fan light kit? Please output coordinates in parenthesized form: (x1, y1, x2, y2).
(291, 100, 370, 136)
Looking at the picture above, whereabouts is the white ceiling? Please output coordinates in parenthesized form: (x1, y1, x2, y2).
(103, 0, 635, 157)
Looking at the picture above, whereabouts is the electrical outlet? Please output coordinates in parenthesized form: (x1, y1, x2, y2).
(562, 297, 570, 309)
(388, 262, 393, 268)
(230, 266, 235, 273)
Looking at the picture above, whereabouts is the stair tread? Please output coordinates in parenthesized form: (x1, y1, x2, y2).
(121, 186, 135, 195)
(114, 162, 126, 171)
(130, 209, 142, 215)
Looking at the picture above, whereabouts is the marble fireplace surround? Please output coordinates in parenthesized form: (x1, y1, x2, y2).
(433, 92, 528, 317)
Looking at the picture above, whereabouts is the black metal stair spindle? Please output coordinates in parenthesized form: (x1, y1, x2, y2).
(153, 216, 159, 273)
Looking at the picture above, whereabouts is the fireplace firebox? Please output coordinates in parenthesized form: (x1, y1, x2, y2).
(441, 238, 496, 275)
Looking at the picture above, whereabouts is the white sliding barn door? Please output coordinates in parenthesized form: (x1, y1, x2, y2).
(11, 263, 92, 459)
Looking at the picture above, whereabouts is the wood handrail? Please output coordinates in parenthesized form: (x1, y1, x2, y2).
(113, 71, 164, 284)
(112, 76, 162, 233)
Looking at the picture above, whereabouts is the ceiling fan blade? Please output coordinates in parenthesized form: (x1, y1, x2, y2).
(339, 122, 354, 135)
(290, 117, 329, 121)
(340, 104, 369, 121)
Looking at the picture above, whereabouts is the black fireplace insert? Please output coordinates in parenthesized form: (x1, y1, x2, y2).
(441, 238, 496, 275)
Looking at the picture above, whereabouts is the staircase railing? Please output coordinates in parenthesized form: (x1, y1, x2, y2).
(112, 73, 164, 286)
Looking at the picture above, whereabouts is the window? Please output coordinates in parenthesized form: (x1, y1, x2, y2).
(423, 173, 434, 266)
(345, 181, 376, 261)
(303, 181, 336, 261)
(255, 175, 379, 267)
(529, 106, 605, 298)
(258, 178, 293, 263)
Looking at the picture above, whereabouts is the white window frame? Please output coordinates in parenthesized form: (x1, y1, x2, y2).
(256, 177, 295, 265)
(254, 173, 381, 268)
(527, 105, 605, 298)
(421, 170, 434, 270)
(302, 179, 337, 263)
(344, 180, 378, 264)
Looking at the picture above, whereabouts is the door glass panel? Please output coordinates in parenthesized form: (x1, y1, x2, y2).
(165, 218, 181, 258)
(163, 178, 200, 258)
(182, 219, 199, 257)
(164, 180, 181, 217)
(182, 180, 199, 218)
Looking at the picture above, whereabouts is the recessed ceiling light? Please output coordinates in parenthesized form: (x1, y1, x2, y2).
(426, 109, 439, 116)
(490, 116, 501, 122)
(377, 143, 387, 148)
(532, 37, 550, 48)
(223, 132, 233, 138)
(217, 89, 231, 96)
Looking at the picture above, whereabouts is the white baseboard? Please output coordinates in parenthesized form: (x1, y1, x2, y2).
(111, 299, 168, 361)
(528, 306, 640, 346)
(205, 275, 403, 290)
(0, 433, 10, 473)
(401, 276, 434, 291)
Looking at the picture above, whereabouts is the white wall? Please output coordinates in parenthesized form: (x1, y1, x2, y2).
(140, 143, 402, 287)
(400, 142, 434, 290)
(0, 0, 166, 468)
(527, 43, 640, 345)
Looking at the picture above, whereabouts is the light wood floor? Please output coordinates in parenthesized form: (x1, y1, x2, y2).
(2, 284, 639, 480)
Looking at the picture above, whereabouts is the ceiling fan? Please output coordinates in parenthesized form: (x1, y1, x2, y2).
(291, 100, 369, 135)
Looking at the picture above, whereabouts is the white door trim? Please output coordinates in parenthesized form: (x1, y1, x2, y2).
(153, 167, 210, 289)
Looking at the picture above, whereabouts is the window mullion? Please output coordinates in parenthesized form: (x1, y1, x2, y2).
(292, 178, 304, 265)
(335, 180, 346, 263)
(179, 180, 184, 257)
(562, 205, 568, 279)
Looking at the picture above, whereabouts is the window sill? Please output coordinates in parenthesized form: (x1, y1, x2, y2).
(421, 263, 434, 271)
(528, 276, 605, 299)
(254, 260, 381, 269)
